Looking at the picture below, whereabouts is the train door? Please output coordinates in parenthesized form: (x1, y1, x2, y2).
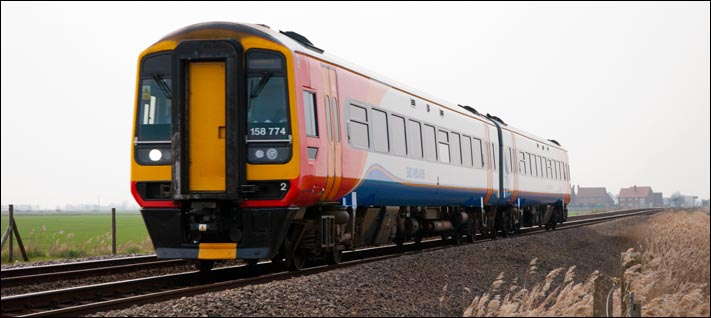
(188, 62, 226, 191)
(171, 40, 244, 198)
(319, 66, 343, 201)
(503, 132, 516, 205)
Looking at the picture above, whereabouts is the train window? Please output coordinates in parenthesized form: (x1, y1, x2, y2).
(540, 156, 546, 179)
(562, 161, 567, 180)
(137, 52, 172, 141)
(303, 91, 318, 137)
(462, 136, 473, 166)
(390, 114, 407, 156)
(450, 132, 461, 165)
(438, 130, 450, 163)
(527, 153, 534, 176)
(423, 124, 437, 161)
(407, 120, 423, 158)
(372, 109, 389, 152)
(247, 51, 289, 140)
(348, 104, 369, 149)
(546, 159, 553, 179)
(472, 138, 484, 168)
(533, 155, 539, 177)
(553, 161, 559, 180)
(519, 152, 526, 175)
(350, 104, 367, 122)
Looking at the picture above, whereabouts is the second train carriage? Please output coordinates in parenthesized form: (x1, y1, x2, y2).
(131, 22, 571, 270)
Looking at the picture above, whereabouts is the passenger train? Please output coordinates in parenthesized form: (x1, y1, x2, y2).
(131, 22, 571, 270)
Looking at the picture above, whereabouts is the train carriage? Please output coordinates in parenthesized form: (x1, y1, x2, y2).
(131, 22, 571, 270)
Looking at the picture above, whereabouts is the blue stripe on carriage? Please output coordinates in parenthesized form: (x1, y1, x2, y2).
(343, 164, 563, 207)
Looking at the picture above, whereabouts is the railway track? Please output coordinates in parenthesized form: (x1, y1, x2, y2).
(1, 256, 189, 288)
(1, 208, 661, 317)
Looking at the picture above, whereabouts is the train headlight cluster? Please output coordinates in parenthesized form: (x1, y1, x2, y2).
(135, 145, 172, 165)
(253, 148, 278, 160)
(248, 146, 290, 163)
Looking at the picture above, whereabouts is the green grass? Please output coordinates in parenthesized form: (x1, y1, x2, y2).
(1, 213, 152, 263)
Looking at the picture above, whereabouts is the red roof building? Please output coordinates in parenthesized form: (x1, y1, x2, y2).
(618, 185, 663, 208)
(570, 186, 615, 209)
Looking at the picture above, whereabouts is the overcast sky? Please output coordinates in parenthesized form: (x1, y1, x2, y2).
(1, 1, 709, 208)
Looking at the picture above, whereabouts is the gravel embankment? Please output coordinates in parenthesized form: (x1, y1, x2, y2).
(88, 214, 650, 317)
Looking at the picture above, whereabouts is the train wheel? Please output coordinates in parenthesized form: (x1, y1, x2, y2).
(196, 260, 215, 272)
(290, 252, 306, 271)
(245, 259, 259, 266)
(414, 233, 423, 245)
(452, 232, 462, 245)
(325, 248, 343, 265)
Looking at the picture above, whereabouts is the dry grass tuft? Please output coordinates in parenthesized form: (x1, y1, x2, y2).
(463, 209, 710, 317)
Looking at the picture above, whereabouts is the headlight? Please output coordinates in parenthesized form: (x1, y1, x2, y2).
(267, 148, 278, 160)
(149, 149, 163, 161)
(255, 149, 265, 159)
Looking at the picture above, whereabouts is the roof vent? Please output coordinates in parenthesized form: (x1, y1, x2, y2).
(486, 113, 507, 126)
(548, 139, 561, 146)
(279, 30, 324, 53)
(459, 104, 479, 115)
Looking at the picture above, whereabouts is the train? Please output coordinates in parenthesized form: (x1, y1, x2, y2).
(131, 22, 571, 271)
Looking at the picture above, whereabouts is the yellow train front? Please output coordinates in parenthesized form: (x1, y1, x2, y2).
(131, 23, 313, 270)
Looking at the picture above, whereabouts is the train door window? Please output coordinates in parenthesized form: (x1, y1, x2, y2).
(325, 97, 332, 141)
(450, 132, 461, 165)
(472, 138, 484, 168)
(438, 130, 450, 163)
(390, 114, 407, 156)
(519, 151, 526, 175)
(507, 147, 513, 174)
(303, 91, 318, 137)
(372, 109, 389, 153)
(490, 143, 496, 170)
(462, 136, 473, 166)
(333, 97, 340, 141)
(423, 124, 437, 161)
(348, 104, 369, 149)
(407, 120, 423, 158)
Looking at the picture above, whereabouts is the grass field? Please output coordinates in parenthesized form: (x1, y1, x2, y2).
(1, 213, 152, 263)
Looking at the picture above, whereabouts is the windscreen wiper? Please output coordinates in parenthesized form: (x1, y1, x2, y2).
(249, 72, 273, 99)
(152, 73, 172, 100)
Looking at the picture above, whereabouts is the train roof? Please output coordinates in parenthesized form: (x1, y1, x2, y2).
(160, 22, 566, 152)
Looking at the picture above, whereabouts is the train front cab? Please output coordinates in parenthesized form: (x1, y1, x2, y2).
(131, 30, 301, 267)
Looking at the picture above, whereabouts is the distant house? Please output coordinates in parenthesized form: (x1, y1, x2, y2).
(570, 186, 615, 209)
(619, 185, 663, 208)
